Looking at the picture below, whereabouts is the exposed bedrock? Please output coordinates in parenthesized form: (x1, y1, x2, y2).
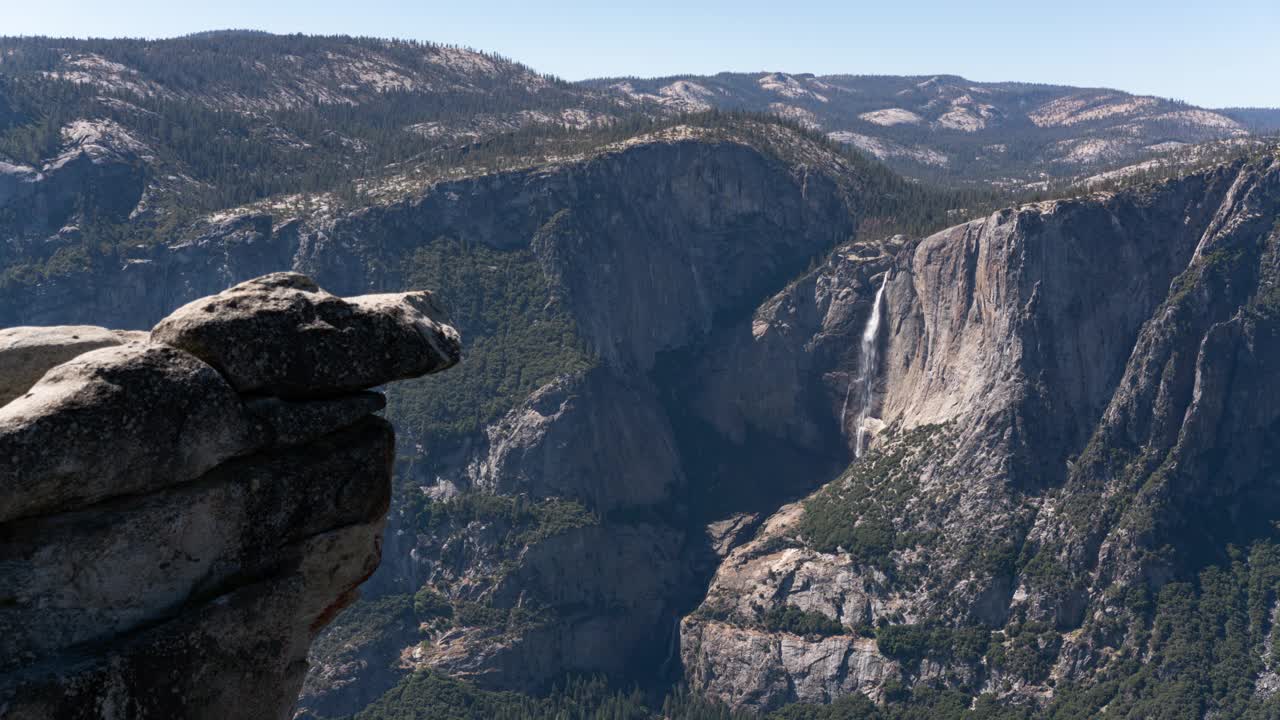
(681, 154, 1280, 710)
(0, 272, 459, 720)
(0, 128, 866, 716)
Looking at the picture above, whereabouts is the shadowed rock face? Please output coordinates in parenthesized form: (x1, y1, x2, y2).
(0, 274, 459, 720)
(0, 127, 863, 715)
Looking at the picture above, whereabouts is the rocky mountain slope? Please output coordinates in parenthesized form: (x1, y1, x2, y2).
(5, 110, 1277, 719)
(0, 32, 606, 116)
(1222, 107, 1280, 133)
(679, 147, 1280, 716)
(0, 31, 1272, 227)
(0, 117, 921, 718)
(4, 32, 1280, 716)
(0, 32, 624, 249)
(0, 273, 460, 719)
(589, 72, 1264, 185)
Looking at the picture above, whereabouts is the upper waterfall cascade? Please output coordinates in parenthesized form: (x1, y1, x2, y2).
(853, 273, 888, 458)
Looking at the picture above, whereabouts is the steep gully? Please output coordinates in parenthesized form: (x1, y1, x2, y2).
(644, 260, 894, 694)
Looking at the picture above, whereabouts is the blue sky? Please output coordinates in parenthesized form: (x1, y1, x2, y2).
(7, 0, 1278, 108)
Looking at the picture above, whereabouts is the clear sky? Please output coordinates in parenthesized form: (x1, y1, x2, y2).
(6, 0, 1278, 108)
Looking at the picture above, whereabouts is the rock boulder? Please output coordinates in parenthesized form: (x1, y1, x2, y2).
(0, 325, 147, 406)
(0, 343, 255, 523)
(151, 272, 461, 397)
(0, 273, 460, 720)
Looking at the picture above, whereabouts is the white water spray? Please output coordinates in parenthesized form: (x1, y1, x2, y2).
(852, 273, 889, 458)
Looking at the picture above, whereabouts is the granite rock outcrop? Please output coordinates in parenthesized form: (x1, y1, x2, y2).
(680, 151, 1280, 711)
(0, 273, 459, 720)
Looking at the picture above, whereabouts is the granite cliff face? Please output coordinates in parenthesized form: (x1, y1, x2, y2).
(293, 124, 863, 716)
(0, 273, 459, 720)
(679, 150, 1280, 712)
(0, 122, 870, 716)
(6, 89, 1278, 715)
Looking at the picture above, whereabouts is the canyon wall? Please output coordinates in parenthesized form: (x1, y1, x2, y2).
(681, 151, 1280, 711)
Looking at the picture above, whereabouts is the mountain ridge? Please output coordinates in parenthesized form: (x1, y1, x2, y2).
(4, 30, 1280, 719)
(2, 32, 1274, 196)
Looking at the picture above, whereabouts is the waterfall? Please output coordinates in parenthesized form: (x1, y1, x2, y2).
(658, 614, 681, 677)
(852, 273, 889, 458)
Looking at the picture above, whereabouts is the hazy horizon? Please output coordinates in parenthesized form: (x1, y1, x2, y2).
(7, 0, 1278, 109)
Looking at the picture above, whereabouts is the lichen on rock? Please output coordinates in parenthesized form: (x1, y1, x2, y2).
(0, 273, 459, 720)
(151, 272, 461, 397)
